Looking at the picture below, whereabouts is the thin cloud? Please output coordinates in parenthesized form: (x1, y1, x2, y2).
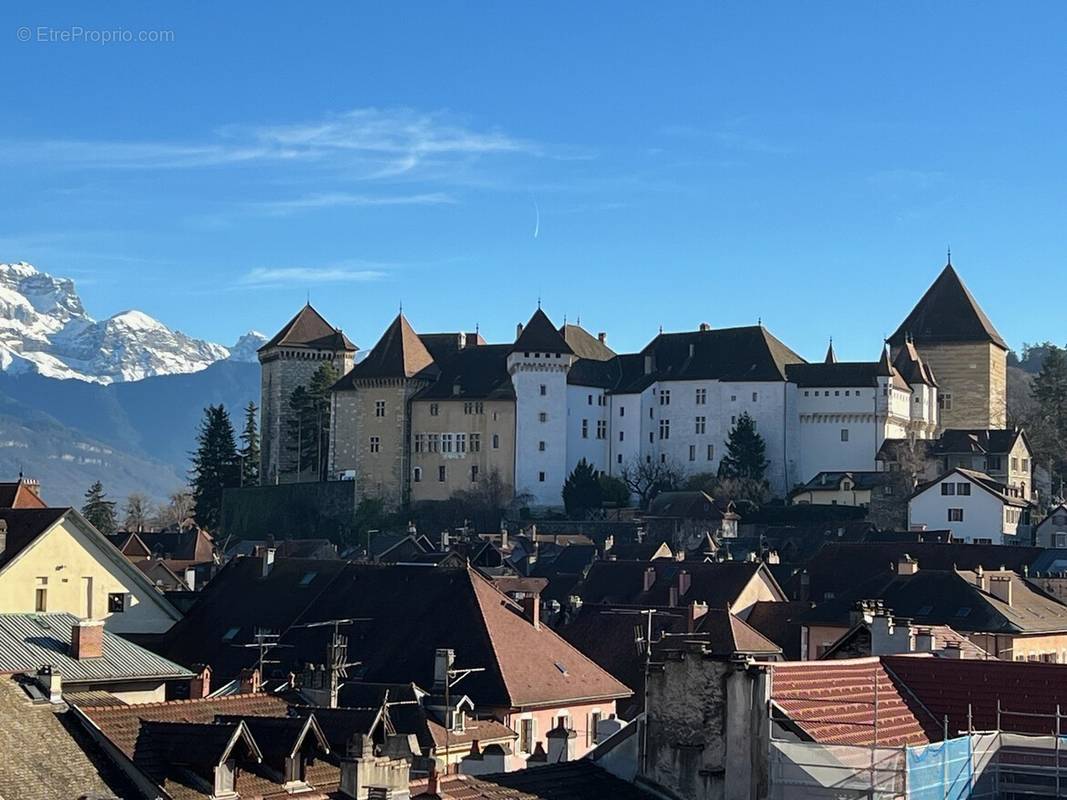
(238, 264, 389, 289)
(659, 123, 794, 155)
(248, 191, 456, 216)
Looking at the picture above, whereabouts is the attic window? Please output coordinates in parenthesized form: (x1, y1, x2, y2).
(955, 607, 971, 618)
(222, 627, 241, 642)
(554, 662, 568, 676)
(299, 572, 318, 586)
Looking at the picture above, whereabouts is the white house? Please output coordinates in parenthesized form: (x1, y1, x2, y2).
(1034, 503, 1067, 548)
(907, 467, 1031, 545)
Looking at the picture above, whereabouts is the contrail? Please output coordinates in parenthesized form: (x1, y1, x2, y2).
(533, 200, 540, 239)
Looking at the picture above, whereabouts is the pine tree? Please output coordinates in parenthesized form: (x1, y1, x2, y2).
(307, 362, 340, 480)
(717, 412, 769, 482)
(1032, 346, 1067, 493)
(284, 385, 313, 476)
(562, 459, 603, 517)
(190, 404, 240, 532)
(82, 481, 117, 534)
(239, 401, 261, 487)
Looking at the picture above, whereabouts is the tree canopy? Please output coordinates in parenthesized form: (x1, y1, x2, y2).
(190, 404, 240, 532)
(82, 481, 117, 534)
(718, 412, 769, 483)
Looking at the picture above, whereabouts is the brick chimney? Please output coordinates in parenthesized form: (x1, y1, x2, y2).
(989, 575, 1013, 606)
(598, 332, 607, 344)
(688, 601, 708, 633)
(699, 322, 712, 332)
(896, 555, 918, 576)
(521, 596, 540, 630)
(238, 667, 261, 694)
(677, 569, 691, 597)
(71, 619, 104, 660)
(260, 546, 276, 578)
(642, 566, 656, 593)
(189, 664, 212, 699)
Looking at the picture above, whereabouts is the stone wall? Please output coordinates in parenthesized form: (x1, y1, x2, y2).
(896, 341, 1006, 429)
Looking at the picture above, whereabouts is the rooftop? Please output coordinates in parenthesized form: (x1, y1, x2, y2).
(259, 303, 356, 353)
(888, 263, 1007, 350)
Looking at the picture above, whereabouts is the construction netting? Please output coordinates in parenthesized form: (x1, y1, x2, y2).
(905, 736, 972, 799)
(768, 739, 905, 799)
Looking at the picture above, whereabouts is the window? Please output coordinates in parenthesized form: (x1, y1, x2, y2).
(707, 444, 714, 461)
(941, 483, 956, 496)
(659, 419, 670, 440)
(375, 400, 385, 417)
(957, 482, 971, 496)
(539, 384, 547, 396)
(428, 433, 440, 453)
(414, 433, 425, 454)
(987, 455, 1002, 470)
(731, 395, 737, 402)
(1011, 457, 1019, 471)
(689, 445, 696, 462)
(948, 508, 964, 522)
(695, 416, 706, 435)
(752, 392, 758, 402)
(939, 393, 953, 411)
(470, 433, 481, 452)
(619, 431, 624, 442)
(649, 407, 653, 419)
(1056, 533, 1067, 548)
(369, 436, 380, 453)
(539, 412, 548, 423)
(438, 465, 446, 482)
(588, 711, 603, 747)
(442, 433, 453, 453)
(619, 406, 625, 417)
(649, 432, 654, 444)
(492, 434, 500, 449)
(840, 429, 849, 442)
(519, 718, 536, 753)
(107, 592, 126, 613)
(1022, 458, 1030, 471)
(660, 390, 671, 406)
(538, 471, 546, 482)
(456, 433, 467, 453)
(430, 403, 439, 416)
(413, 467, 422, 482)
(539, 441, 546, 452)
(660, 453, 666, 463)
(581, 419, 589, 439)
(617, 453, 623, 464)
(596, 420, 607, 439)
(35, 578, 47, 613)
(588, 394, 593, 405)
(471, 465, 479, 482)
(695, 388, 707, 405)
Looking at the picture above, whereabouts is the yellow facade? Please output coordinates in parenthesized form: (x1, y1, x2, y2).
(0, 514, 180, 634)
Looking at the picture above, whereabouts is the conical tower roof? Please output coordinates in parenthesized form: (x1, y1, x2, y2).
(344, 314, 435, 381)
(512, 308, 573, 355)
(259, 304, 356, 352)
(889, 263, 1006, 349)
(824, 339, 838, 364)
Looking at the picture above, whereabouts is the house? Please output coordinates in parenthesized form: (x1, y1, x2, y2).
(0, 476, 47, 508)
(1033, 503, 1067, 548)
(788, 470, 890, 508)
(796, 555, 1067, 661)
(818, 606, 994, 660)
(412, 760, 657, 800)
(643, 491, 740, 551)
(156, 557, 631, 762)
(907, 467, 1031, 544)
(0, 613, 194, 703)
(0, 508, 182, 634)
(109, 524, 219, 591)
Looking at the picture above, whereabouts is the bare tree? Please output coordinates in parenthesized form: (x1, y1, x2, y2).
(152, 489, 196, 530)
(869, 428, 929, 530)
(123, 493, 151, 533)
(621, 456, 684, 509)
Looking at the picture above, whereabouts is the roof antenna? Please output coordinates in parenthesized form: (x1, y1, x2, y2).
(399, 300, 403, 316)
(946, 245, 952, 266)
(306, 289, 311, 306)
(758, 316, 762, 326)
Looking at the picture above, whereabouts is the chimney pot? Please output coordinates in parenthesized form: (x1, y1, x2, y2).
(897, 555, 919, 576)
(261, 547, 276, 578)
(71, 619, 104, 660)
(989, 575, 1013, 606)
(699, 322, 711, 332)
(642, 566, 656, 593)
(516, 322, 524, 339)
(521, 596, 541, 630)
(598, 332, 607, 344)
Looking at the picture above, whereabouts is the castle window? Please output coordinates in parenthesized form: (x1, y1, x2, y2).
(539, 412, 547, 423)
(456, 433, 467, 453)
(538, 472, 546, 482)
(470, 433, 481, 452)
(442, 434, 453, 453)
(752, 392, 758, 401)
(430, 403, 440, 416)
(835, 391, 840, 397)
(582, 419, 589, 439)
(471, 465, 479, 482)
(596, 420, 607, 439)
(840, 429, 849, 442)
(707, 444, 714, 461)
(939, 393, 953, 411)
(438, 466, 446, 482)
(413, 467, 422, 482)
(588, 394, 593, 405)
(618, 454, 623, 464)
(941, 483, 956, 496)
(659, 419, 670, 440)
(375, 400, 386, 417)
(619, 431, 624, 442)
(649, 432, 654, 444)
(660, 454, 666, 463)
(695, 416, 706, 435)
(948, 508, 964, 522)
(1011, 457, 1019, 471)
(492, 434, 500, 449)
(660, 390, 671, 406)
(696, 388, 707, 405)
(689, 445, 696, 462)
(540, 385, 547, 396)
(620, 406, 625, 417)
(649, 408, 653, 419)
(731, 395, 736, 402)
(539, 441, 546, 452)
(804, 391, 809, 396)
(428, 434, 440, 453)
(414, 434, 425, 453)
(957, 483, 971, 495)
(369, 436, 380, 453)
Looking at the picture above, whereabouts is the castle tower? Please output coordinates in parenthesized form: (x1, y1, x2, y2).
(507, 308, 575, 509)
(889, 262, 1007, 430)
(329, 313, 436, 508)
(258, 305, 356, 485)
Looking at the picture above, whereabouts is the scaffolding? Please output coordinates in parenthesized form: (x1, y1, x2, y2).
(769, 701, 1067, 799)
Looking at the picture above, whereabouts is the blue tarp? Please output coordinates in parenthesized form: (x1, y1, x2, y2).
(906, 736, 973, 799)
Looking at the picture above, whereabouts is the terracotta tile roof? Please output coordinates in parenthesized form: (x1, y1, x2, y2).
(413, 760, 657, 799)
(888, 263, 1007, 349)
(0, 479, 47, 509)
(884, 655, 1067, 736)
(770, 658, 937, 746)
(260, 304, 356, 352)
(337, 312, 437, 383)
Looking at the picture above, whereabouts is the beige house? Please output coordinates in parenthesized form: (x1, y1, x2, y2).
(789, 471, 889, 507)
(888, 261, 1007, 430)
(0, 508, 181, 634)
(409, 344, 517, 502)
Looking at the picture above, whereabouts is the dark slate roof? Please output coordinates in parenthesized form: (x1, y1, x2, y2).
(647, 491, 734, 520)
(513, 309, 573, 355)
(0, 507, 68, 570)
(931, 428, 1025, 456)
(893, 341, 937, 387)
(336, 313, 437, 383)
(889, 264, 1007, 349)
(0, 613, 193, 683)
(559, 324, 615, 361)
(413, 344, 515, 400)
(567, 357, 621, 389)
(638, 325, 805, 384)
(419, 331, 486, 363)
(786, 361, 887, 388)
(911, 467, 1029, 508)
(792, 471, 889, 494)
(421, 760, 659, 800)
(744, 600, 812, 660)
(575, 560, 776, 608)
(259, 304, 356, 352)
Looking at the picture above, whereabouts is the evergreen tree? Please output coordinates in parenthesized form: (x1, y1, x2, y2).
(82, 481, 117, 534)
(307, 362, 340, 480)
(717, 412, 769, 482)
(190, 404, 240, 531)
(598, 473, 631, 508)
(239, 401, 261, 487)
(1032, 346, 1067, 494)
(284, 385, 313, 476)
(562, 459, 603, 517)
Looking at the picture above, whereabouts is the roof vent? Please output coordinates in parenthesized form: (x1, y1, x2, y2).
(699, 322, 712, 332)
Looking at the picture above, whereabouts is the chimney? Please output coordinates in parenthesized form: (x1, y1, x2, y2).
(71, 619, 103, 660)
(941, 641, 963, 659)
(677, 569, 691, 597)
(184, 567, 197, 591)
(36, 665, 62, 703)
(668, 586, 679, 607)
(516, 322, 524, 339)
(644, 355, 653, 375)
(598, 332, 607, 344)
(914, 629, 936, 653)
(989, 575, 1013, 606)
(688, 601, 708, 633)
(434, 648, 454, 691)
(642, 566, 656, 593)
(546, 718, 576, 763)
(521, 596, 541, 630)
(896, 555, 918, 576)
(238, 667, 261, 694)
(458, 331, 467, 349)
(260, 546, 276, 578)
(0, 519, 6, 556)
(799, 570, 810, 602)
(699, 322, 712, 332)
(189, 664, 212, 699)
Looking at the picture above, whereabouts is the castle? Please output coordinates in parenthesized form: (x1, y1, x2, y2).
(258, 261, 1008, 508)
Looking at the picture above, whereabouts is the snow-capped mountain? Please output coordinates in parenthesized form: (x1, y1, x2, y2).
(0, 261, 265, 384)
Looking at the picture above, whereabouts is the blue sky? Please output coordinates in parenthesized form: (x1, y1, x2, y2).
(1, 2, 1065, 360)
